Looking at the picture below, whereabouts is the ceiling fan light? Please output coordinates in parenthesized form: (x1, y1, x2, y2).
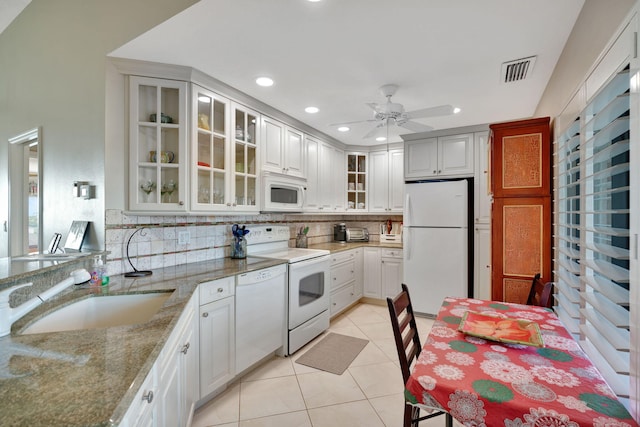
(256, 77, 274, 87)
(338, 126, 350, 132)
(305, 106, 319, 114)
(453, 107, 461, 114)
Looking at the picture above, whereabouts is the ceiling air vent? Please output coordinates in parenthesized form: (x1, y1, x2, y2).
(501, 56, 537, 83)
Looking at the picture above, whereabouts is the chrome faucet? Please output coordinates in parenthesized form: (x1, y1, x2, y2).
(0, 274, 78, 337)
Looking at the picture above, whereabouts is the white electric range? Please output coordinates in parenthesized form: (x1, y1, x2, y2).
(246, 226, 330, 355)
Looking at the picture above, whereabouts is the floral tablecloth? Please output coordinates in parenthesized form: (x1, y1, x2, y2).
(405, 297, 639, 427)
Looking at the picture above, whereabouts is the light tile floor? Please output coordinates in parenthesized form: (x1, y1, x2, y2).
(192, 302, 461, 427)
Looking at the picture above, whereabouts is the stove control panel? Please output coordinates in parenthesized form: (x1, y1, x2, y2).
(244, 225, 290, 245)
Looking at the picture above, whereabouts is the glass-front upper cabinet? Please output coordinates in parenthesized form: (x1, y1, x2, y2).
(129, 76, 187, 212)
(231, 103, 260, 211)
(191, 84, 230, 211)
(347, 153, 367, 210)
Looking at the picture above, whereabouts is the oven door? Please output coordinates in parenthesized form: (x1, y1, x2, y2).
(288, 255, 330, 329)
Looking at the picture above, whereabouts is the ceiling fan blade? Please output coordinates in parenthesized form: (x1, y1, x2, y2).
(362, 122, 386, 139)
(329, 119, 377, 127)
(405, 104, 454, 119)
(366, 102, 381, 112)
(397, 120, 433, 133)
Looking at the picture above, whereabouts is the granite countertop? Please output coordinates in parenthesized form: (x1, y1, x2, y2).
(308, 241, 403, 252)
(0, 256, 286, 427)
(0, 253, 99, 289)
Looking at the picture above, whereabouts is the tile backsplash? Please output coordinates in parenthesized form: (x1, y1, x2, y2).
(105, 209, 403, 276)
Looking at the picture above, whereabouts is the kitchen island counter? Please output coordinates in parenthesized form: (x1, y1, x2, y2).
(1, 256, 286, 427)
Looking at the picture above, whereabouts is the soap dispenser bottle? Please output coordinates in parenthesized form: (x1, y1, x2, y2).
(90, 256, 102, 286)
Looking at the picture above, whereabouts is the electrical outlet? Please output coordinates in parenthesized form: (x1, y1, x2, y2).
(178, 231, 190, 245)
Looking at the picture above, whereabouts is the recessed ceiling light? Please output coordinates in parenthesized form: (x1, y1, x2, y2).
(338, 126, 350, 132)
(256, 77, 274, 87)
(198, 96, 211, 103)
(308, 0, 322, 2)
(453, 107, 461, 114)
(376, 137, 387, 142)
(305, 106, 319, 114)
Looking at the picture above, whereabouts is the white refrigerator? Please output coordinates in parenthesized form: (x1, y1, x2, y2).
(403, 180, 469, 316)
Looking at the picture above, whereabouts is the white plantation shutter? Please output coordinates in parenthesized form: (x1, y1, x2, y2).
(554, 64, 631, 401)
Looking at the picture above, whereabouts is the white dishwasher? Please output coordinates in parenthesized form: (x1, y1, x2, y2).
(235, 264, 287, 374)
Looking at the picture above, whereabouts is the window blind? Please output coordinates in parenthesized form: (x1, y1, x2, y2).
(554, 64, 631, 400)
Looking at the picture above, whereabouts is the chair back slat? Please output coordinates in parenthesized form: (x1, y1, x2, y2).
(387, 284, 422, 384)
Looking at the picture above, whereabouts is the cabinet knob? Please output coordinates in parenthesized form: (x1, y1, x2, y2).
(217, 287, 224, 293)
(433, 170, 437, 174)
(181, 342, 190, 355)
(438, 170, 441, 174)
(226, 202, 232, 207)
(142, 391, 154, 403)
(202, 312, 209, 318)
(179, 201, 184, 206)
(232, 203, 237, 206)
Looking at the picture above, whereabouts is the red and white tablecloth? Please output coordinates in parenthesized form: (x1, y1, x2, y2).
(405, 297, 639, 427)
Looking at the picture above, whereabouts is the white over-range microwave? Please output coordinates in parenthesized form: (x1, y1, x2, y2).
(261, 172, 306, 212)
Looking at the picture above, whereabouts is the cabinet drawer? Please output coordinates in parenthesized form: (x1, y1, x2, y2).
(331, 283, 355, 316)
(331, 261, 355, 290)
(199, 276, 235, 305)
(381, 248, 403, 258)
(331, 250, 357, 266)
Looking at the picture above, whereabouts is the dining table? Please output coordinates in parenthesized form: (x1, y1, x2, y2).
(405, 297, 639, 427)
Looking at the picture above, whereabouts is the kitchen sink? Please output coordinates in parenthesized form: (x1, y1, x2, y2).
(20, 292, 173, 335)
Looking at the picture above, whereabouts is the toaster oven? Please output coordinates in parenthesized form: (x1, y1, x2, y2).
(346, 228, 369, 242)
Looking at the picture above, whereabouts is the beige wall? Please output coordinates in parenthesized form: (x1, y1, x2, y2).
(0, 0, 198, 255)
(535, 0, 636, 120)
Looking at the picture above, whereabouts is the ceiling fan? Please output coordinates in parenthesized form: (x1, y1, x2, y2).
(332, 84, 458, 139)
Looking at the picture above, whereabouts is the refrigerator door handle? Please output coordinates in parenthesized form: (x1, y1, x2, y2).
(405, 194, 412, 227)
(405, 228, 411, 261)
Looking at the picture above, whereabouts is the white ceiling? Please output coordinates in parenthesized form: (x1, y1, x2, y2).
(113, 1, 581, 146)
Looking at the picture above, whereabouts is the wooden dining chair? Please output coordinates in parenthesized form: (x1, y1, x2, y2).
(527, 273, 553, 308)
(387, 284, 453, 427)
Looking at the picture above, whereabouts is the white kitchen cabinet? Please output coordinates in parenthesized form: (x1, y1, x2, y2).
(381, 248, 403, 298)
(318, 141, 345, 212)
(346, 153, 367, 211)
(128, 76, 188, 212)
(304, 136, 321, 211)
(120, 367, 156, 427)
(199, 276, 235, 399)
(353, 248, 363, 299)
(121, 292, 197, 427)
(369, 148, 404, 213)
(474, 224, 491, 301)
(405, 133, 474, 179)
(473, 131, 491, 223)
(190, 85, 260, 213)
(231, 103, 260, 211)
(330, 249, 359, 317)
(261, 116, 305, 179)
(363, 247, 382, 298)
(156, 294, 197, 427)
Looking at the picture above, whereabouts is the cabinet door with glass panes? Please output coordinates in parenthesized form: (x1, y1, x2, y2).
(346, 153, 367, 211)
(129, 76, 187, 212)
(191, 85, 230, 211)
(231, 103, 260, 211)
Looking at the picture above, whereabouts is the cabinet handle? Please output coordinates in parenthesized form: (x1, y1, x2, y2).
(202, 312, 209, 318)
(181, 343, 190, 355)
(142, 391, 154, 403)
(217, 287, 224, 293)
